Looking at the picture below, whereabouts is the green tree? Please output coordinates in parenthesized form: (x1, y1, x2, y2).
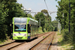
(0, 1, 9, 40)
(51, 20, 58, 31)
(41, 9, 52, 31)
(41, 9, 48, 15)
(56, 0, 75, 47)
(27, 14, 33, 18)
(35, 12, 45, 32)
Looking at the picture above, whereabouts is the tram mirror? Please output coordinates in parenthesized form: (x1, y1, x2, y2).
(10, 24, 12, 26)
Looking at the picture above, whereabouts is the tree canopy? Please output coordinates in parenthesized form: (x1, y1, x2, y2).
(35, 9, 53, 32)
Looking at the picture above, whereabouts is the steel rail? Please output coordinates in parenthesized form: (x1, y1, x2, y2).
(29, 33, 52, 50)
(47, 33, 55, 50)
(0, 41, 15, 47)
(7, 42, 26, 50)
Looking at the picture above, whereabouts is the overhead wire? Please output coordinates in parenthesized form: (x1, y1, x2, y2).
(44, 0, 50, 15)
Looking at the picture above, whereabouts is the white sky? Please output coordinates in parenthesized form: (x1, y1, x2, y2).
(17, 0, 60, 21)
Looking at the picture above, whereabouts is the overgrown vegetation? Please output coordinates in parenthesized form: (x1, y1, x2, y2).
(56, 0, 75, 49)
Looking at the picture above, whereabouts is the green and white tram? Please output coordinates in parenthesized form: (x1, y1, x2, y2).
(12, 17, 38, 40)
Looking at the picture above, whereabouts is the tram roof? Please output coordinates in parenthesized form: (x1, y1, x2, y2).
(29, 18, 38, 23)
(13, 17, 38, 23)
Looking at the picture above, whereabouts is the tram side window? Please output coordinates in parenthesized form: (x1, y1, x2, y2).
(28, 24, 31, 33)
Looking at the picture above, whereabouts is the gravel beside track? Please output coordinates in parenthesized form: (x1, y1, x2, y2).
(10, 32, 51, 50)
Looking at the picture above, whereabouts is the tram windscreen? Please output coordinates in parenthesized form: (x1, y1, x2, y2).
(14, 24, 26, 31)
(14, 18, 27, 32)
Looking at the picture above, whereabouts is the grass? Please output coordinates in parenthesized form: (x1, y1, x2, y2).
(0, 39, 13, 45)
(38, 27, 47, 34)
(43, 36, 46, 38)
(57, 31, 74, 50)
(0, 35, 12, 45)
(0, 40, 5, 44)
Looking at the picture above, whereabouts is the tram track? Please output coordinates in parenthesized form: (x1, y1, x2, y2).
(7, 41, 27, 50)
(8, 33, 48, 50)
(0, 33, 46, 46)
(29, 32, 55, 50)
(47, 32, 55, 50)
(0, 41, 26, 50)
(0, 32, 53, 50)
(0, 41, 15, 47)
(8, 32, 51, 50)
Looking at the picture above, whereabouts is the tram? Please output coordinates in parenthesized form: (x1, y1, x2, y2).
(12, 17, 38, 40)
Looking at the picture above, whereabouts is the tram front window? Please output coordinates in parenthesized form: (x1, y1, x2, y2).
(14, 18, 27, 32)
(14, 24, 26, 32)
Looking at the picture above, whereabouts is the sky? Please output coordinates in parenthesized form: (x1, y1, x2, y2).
(17, 0, 60, 21)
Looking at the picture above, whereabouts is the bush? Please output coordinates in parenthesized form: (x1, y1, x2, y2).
(61, 29, 73, 44)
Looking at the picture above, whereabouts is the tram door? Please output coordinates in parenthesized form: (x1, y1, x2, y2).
(28, 24, 31, 39)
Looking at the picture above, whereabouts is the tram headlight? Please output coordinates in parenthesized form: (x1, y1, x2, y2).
(24, 34, 26, 36)
(14, 34, 16, 36)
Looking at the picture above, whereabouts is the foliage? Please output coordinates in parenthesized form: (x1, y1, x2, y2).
(0, 1, 9, 41)
(51, 20, 58, 31)
(35, 9, 54, 32)
(56, 0, 75, 48)
(27, 14, 33, 18)
(41, 9, 52, 31)
(41, 9, 48, 15)
(35, 12, 45, 32)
